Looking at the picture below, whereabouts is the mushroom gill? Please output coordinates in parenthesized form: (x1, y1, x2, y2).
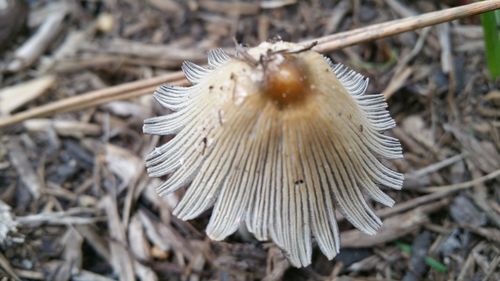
(143, 41, 404, 267)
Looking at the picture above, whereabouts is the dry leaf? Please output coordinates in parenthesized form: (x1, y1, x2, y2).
(0, 75, 55, 115)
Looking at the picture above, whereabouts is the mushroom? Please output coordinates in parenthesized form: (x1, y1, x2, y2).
(143, 41, 404, 267)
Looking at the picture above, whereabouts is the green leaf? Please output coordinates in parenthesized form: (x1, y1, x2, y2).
(481, 9, 500, 79)
(395, 241, 448, 273)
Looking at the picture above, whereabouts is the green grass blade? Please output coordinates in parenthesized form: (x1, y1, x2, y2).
(395, 241, 448, 273)
(480, 9, 500, 79)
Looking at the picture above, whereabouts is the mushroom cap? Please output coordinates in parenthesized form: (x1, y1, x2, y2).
(143, 41, 404, 267)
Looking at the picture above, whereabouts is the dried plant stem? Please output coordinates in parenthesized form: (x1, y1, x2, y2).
(1, 0, 499, 128)
(1, 73, 188, 127)
(310, 0, 500, 52)
(334, 167, 500, 224)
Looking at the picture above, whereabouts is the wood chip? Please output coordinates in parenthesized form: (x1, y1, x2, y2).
(75, 225, 111, 261)
(138, 208, 193, 259)
(129, 214, 152, 261)
(382, 66, 413, 99)
(7, 12, 66, 72)
(199, 0, 260, 15)
(341, 200, 447, 248)
(23, 118, 101, 137)
(73, 270, 116, 281)
(91, 38, 206, 65)
(53, 228, 84, 281)
(0, 76, 56, 116)
(438, 22, 452, 74)
(104, 143, 143, 190)
(260, 0, 297, 9)
(484, 90, 500, 106)
(0, 252, 21, 281)
(0, 200, 17, 245)
(101, 195, 136, 281)
(7, 139, 43, 199)
(147, 0, 183, 13)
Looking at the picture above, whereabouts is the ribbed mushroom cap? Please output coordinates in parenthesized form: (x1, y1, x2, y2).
(143, 41, 404, 267)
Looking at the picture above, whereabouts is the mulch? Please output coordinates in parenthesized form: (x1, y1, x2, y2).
(0, 0, 499, 280)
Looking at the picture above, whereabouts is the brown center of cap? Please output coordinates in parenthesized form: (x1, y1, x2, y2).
(262, 55, 309, 107)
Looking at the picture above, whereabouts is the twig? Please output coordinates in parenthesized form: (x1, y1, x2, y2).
(482, 255, 500, 281)
(101, 195, 136, 281)
(385, 0, 417, 18)
(335, 168, 500, 223)
(0, 252, 21, 281)
(382, 66, 413, 99)
(7, 11, 66, 72)
(457, 242, 487, 281)
(0, 72, 187, 128)
(392, 26, 432, 78)
(406, 152, 466, 179)
(461, 224, 500, 244)
(323, 0, 351, 35)
(423, 168, 500, 193)
(438, 22, 453, 74)
(340, 199, 448, 248)
(1, 0, 499, 128)
(309, 0, 500, 52)
(7, 140, 43, 199)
